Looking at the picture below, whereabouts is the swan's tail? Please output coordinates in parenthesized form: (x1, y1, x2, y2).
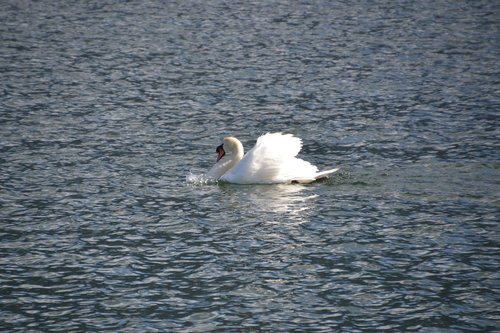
(289, 168, 339, 184)
(314, 168, 339, 180)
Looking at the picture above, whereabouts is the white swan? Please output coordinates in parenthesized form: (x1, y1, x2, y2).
(206, 132, 338, 184)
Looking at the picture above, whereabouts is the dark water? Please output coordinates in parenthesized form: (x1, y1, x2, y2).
(1, 0, 499, 331)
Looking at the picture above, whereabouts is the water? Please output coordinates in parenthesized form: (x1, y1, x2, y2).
(1, 0, 499, 331)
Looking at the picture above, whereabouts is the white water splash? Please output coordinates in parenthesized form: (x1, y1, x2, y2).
(185, 172, 218, 185)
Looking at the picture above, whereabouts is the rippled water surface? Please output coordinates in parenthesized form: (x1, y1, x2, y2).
(1, 0, 499, 331)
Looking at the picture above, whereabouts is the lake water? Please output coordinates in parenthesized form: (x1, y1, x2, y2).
(1, 0, 499, 331)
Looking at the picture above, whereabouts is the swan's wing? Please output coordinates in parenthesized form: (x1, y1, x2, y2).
(252, 132, 303, 160)
(221, 133, 319, 184)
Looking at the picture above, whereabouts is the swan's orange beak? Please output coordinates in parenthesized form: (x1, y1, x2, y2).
(216, 144, 225, 162)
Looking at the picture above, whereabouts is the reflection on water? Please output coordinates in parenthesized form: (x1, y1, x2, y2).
(186, 173, 319, 219)
(219, 183, 318, 218)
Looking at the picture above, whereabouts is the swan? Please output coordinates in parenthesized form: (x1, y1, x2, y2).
(206, 132, 338, 184)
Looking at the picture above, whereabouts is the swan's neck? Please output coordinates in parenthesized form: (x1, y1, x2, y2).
(223, 140, 243, 172)
(232, 140, 244, 163)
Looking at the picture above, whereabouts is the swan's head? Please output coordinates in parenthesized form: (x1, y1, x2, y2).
(215, 136, 244, 162)
(216, 144, 225, 161)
